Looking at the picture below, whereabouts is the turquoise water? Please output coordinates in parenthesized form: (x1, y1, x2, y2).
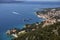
(0, 2, 60, 40)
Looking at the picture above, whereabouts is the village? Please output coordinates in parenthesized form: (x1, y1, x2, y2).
(36, 7, 60, 27)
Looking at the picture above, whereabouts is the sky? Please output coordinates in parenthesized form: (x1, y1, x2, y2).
(15, 0, 60, 1)
(0, 0, 60, 2)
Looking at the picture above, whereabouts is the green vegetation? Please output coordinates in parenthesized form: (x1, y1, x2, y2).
(12, 22, 60, 40)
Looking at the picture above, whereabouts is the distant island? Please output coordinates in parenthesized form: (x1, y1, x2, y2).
(6, 7, 60, 40)
(0, 1, 60, 4)
(0, 1, 24, 3)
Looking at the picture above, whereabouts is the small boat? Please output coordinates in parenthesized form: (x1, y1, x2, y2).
(12, 11, 19, 14)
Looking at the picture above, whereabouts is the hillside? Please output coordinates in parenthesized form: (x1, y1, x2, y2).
(12, 22, 60, 40)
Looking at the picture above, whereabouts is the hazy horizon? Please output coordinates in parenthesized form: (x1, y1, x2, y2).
(0, 0, 60, 3)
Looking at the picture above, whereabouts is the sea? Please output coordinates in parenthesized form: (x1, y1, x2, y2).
(0, 2, 60, 40)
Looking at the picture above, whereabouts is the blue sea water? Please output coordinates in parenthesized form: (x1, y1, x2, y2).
(0, 2, 60, 40)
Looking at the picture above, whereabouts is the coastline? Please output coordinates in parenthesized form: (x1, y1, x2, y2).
(6, 7, 60, 40)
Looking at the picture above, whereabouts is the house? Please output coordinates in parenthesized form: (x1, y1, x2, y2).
(18, 30, 26, 35)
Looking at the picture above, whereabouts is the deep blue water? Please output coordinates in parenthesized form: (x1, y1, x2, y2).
(0, 2, 60, 40)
